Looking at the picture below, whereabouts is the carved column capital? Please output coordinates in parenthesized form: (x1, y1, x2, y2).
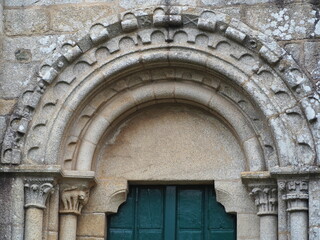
(278, 180, 308, 212)
(24, 178, 55, 209)
(59, 185, 90, 215)
(250, 186, 278, 216)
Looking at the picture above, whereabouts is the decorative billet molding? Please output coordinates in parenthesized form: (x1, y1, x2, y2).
(24, 178, 54, 209)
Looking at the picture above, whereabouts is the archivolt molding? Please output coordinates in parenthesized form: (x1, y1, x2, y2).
(1, 6, 319, 168)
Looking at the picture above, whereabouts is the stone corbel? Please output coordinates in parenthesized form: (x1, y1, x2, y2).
(24, 178, 55, 240)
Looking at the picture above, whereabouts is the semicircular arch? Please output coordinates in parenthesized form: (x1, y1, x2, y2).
(1, 6, 319, 169)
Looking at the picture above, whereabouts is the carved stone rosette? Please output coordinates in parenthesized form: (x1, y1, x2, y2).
(250, 186, 278, 216)
(24, 178, 54, 209)
(59, 185, 90, 215)
(279, 180, 308, 212)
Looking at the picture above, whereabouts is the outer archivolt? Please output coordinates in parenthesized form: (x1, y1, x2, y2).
(1, 6, 319, 170)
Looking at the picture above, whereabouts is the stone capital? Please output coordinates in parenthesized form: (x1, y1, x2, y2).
(59, 185, 90, 215)
(278, 180, 308, 212)
(250, 186, 278, 216)
(24, 178, 54, 209)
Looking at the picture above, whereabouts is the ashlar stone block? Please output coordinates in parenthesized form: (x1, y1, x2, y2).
(245, 3, 319, 40)
(0, 61, 39, 98)
(51, 5, 116, 33)
(4, 8, 50, 36)
(77, 213, 106, 238)
(304, 41, 320, 81)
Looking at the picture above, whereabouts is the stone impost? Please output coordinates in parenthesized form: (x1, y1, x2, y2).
(278, 180, 309, 240)
(250, 185, 278, 240)
(24, 178, 54, 240)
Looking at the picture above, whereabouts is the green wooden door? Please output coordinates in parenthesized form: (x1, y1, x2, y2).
(107, 185, 236, 240)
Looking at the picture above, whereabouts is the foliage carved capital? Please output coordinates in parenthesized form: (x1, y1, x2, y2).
(250, 186, 278, 216)
(24, 178, 54, 209)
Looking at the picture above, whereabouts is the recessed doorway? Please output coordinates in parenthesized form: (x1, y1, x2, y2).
(107, 185, 236, 240)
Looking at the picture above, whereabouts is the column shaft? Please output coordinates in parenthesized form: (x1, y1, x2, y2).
(25, 208, 44, 240)
(260, 215, 278, 240)
(290, 211, 308, 240)
(59, 214, 78, 240)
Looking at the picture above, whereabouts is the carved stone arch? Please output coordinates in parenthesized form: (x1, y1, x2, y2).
(1, 6, 319, 171)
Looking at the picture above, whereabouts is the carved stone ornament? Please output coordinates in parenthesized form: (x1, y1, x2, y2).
(24, 179, 54, 209)
(60, 185, 90, 215)
(250, 186, 278, 215)
(278, 180, 308, 212)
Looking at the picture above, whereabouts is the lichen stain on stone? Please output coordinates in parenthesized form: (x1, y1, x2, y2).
(260, 8, 318, 40)
(38, 35, 67, 55)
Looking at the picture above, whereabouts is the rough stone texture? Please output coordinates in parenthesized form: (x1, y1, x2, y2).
(0, 116, 7, 143)
(245, 3, 319, 40)
(4, 0, 83, 6)
(0, 61, 39, 98)
(51, 5, 116, 33)
(0, 2, 320, 240)
(0, 99, 16, 115)
(304, 41, 320, 81)
(283, 42, 302, 66)
(3, 34, 77, 62)
(4, 8, 50, 36)
(0, 177, 13, 240)
(309, 179, 320, 239)
(77, 214, 105, 237)
(97, 105, 246, 181)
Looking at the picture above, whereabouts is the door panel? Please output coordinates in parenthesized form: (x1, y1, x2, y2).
(107, 185, 236, 240)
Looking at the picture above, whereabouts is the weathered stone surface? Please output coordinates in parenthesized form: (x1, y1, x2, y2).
(3, 35, 80, 62)
(14, 48, 32, 62)
(51, 5, 116, 33)
(4, 0, 82, 6)
(97, 105, 246, 181)
(245, 4, 318, 40)
(309, 179, 320, 240)
(0, 177, 12, 240)
(304, 41, 320, 81)
(0, 99, 16, 115)
(77, 213, 105, 237)
(119, 0, 161, 9)
(4, 8, 50, 36)
(0, 61, 39, 98)
(0, 116, 7, 143)
(283, 42, 302, 66)
(0, 4, 319, 240)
